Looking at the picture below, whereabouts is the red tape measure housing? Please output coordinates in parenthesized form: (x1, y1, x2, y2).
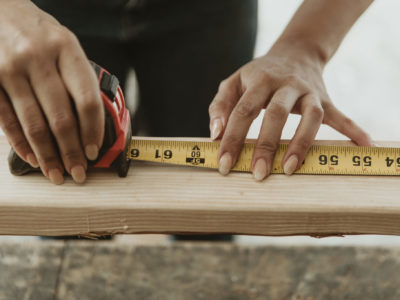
(90, 63, 131, 169)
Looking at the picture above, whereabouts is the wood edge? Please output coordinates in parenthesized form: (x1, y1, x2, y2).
(1, 207, 400, 237)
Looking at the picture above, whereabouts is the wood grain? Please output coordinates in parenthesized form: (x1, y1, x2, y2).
(1, 136, 400, 237)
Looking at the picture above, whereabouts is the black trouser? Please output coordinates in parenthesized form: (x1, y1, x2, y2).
(34, 0, 257, 136)
(34, 0, 258, 240)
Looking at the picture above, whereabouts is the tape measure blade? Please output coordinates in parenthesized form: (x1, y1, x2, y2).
(128, 139, 220, 169)
(127, 139, 400, 176)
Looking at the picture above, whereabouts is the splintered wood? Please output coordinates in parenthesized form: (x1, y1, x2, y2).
(0, 136, 400, 237)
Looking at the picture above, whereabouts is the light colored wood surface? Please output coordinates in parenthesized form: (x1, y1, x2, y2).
(1, 136, 400, 237)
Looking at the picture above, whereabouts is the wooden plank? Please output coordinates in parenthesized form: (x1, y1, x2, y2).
(1, 136, 400, 237)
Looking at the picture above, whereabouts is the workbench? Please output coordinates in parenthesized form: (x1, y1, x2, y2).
(1, 136, 400, 237)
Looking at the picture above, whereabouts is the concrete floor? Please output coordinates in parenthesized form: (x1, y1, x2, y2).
(2, 240, 400, 300)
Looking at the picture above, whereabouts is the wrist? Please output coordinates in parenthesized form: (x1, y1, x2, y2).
(268, 35, 330, 69)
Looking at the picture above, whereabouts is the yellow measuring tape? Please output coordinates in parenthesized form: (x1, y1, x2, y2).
(127, 138, 400, 176)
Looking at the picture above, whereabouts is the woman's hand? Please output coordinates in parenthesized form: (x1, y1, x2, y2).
(0, 0, 104, 184)
(209, 40, 372, 180)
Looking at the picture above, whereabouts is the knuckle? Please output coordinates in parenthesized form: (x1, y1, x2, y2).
(209, 100, 227, 116)
(38, 65, 53, 80)
(233, 101, 261, 120)
(208, 102, 219, 116)
(1, 118, 20, 134)
(0, 58, 19, 76)
(218, 79, 232, 92)
(258, 72, 272, 83)
(61, 149, 83, 164)
(10, 137, 29, 153)
(322, 101, 334, 113)
(50, 113, 75, 135)
(208, 102, 216, 115)
(223, 134, 243, 149)
(25, 122, 48, 141)
(46, 35, 64, 51)
(285, 74, 304, 88)
(321, 102, 334, 124)
(266, 102, 288, 119)
(308, 104, 324, 121)
(50, 26, 78, 49)
(58, 26, 75, 41)
(80, 96, 101, 115)
(256, 140, 277, 154)
(0, 101, 10, 117)
(15, 38, 40, 62)
(38, 154, 59, 167)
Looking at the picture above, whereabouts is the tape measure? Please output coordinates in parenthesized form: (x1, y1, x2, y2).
(127, 138, 400, 176)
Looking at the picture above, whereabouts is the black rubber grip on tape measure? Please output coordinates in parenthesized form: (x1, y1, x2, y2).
(90, 61, 119, 102)
(100, 73, 119, 101)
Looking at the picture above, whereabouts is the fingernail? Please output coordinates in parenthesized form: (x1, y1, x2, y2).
(253, 159, 268, 181)
(211, 119, 223, 140)
(85, 144, 99, 161)
(219, 152, 232, 175)
(48, 168, 64, 185)
(283, 155, 298, 175)
(27, 153, 39, 168)
(71, 165, 86, 183)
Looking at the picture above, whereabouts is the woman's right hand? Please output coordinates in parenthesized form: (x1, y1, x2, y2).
(0, 0, 104, 184)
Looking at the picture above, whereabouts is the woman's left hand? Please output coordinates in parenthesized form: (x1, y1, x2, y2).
(208, 41, 373, 180)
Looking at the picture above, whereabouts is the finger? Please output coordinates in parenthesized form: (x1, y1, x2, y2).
(323, 103, 373, 146)
(208, 73, 241, 140)
(251, 87, 300, 181)
(0, 87, 38, 167)
(282, 95, 324, 175)
(29, 62, 87, 183)
(4, 76, 64, 184)
(218, 84, 271, 175)
(58, 32, 104, 160)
